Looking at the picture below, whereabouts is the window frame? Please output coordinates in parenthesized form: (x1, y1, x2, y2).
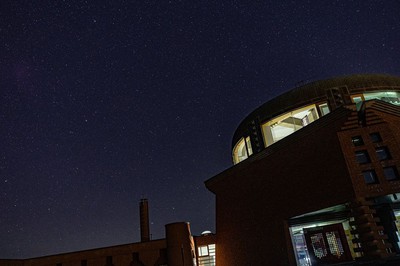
(232, 136, 253, 164)
(383, 166, 400, 181)
(318, 102, 330, 116)
(198, 245, 209, 257)
(370, 132, 382, 143)
(355, 150, 371, 164)
(351, 136, 364, 146)
(376, 146, 391, 161)
(362, 170, 379, 184)
(261, 104, 319, 147)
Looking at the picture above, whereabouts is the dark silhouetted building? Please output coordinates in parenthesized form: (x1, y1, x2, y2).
(206, 74, 400, 266)
(0, 199, 216, 266)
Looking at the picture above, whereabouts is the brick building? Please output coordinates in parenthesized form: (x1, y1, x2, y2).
(205, 74, 400, 265)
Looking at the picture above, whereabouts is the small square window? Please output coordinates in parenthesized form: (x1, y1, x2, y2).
(376, 147, 391, 160)
(362, 170, 378, 184)
(355, 150, 370, 164)
(370, 132, 382, 143)
(318, 103, 330, 116)
(198, 246, 209, 256)
(352, 136, 364, 146)
(384, 167, 400, 181)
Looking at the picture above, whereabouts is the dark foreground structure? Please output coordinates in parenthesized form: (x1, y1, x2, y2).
(205, 74, 400, 265)
(0, 199, 216, 266)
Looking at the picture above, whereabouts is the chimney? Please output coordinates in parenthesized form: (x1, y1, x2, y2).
(139, 198, 150, 242)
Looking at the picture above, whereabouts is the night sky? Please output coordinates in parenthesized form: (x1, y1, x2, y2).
(1, 0, 399, 259)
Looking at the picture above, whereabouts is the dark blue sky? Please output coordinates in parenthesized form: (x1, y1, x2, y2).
(1, 0, 399, 259)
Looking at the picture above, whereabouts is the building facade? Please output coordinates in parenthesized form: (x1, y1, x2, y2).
(0, 233, 216, 266)
(0, 199, 216, 266)
(205, 74, 400, 265)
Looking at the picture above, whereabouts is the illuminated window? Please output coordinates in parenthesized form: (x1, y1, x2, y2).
(198, 246, 209, 256)
(351, 96, 363, 104)
(351, 136, 364, 146)
(362, 170, 378, 184)
(363, 91, 400, 106)
(376, 147, 391, 161)
(245, 136, 253, 156)
(261, 104, 319, 147)
(355, 150, 370, 164)
(318, 103, 330, 116)
(350, 91, 400, 107)
(384, 167, 400, 181)
(233, 138, 247, 164)
(198, 244, 216, 266)
(232, 136, 253, 164)
(350, 94, 365, 110)
(370, 132, 382, 143)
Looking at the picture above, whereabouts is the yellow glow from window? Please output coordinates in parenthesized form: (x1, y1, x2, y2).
(233, 138, 247, 164)
(245, 136, 253, 156)
(233, 136, 253, 164)
(198, 246, 209, 256)
(261, 104, 319, 147)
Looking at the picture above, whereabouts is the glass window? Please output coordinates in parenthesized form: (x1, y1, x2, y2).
(384, 167, 400, 181)
(245, 136, 253, 156)
(198, 244, 216, 265)
(363, 91, 400, 106)
(233, 138, 247, 164)
(351, 91, 400, 108)
(355, 150, 370, 164)
(198, 246, 209, 256)
(352, 96, 363, 104)
(318, 103, 330, 116)
(350, 94, 365, 110)
(376, 147, 391, 160)
(208, 244, 216, 254)
(233, 136, 253, 164)
(351, 136, 364, 146)
(370, 132, 382, 143)
(261, 104, 319, 147)
(362, 170, 378, 184)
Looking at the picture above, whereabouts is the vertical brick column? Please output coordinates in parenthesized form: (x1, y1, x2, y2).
(350, 198, 394, 259)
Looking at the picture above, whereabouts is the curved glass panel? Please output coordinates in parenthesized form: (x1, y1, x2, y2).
(351, 91, 400, 110)
(363, 91, 400, 105)
(233, 138, 247, 164)
(232, 137, 253, 164)
(261, 104, 319, 147)
(245, 136, 253, 156)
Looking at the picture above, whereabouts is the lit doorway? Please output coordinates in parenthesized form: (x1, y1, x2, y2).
(304, 223, 352, 265)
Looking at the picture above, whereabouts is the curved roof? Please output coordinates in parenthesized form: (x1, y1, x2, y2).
(232, 74, 400, 149)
